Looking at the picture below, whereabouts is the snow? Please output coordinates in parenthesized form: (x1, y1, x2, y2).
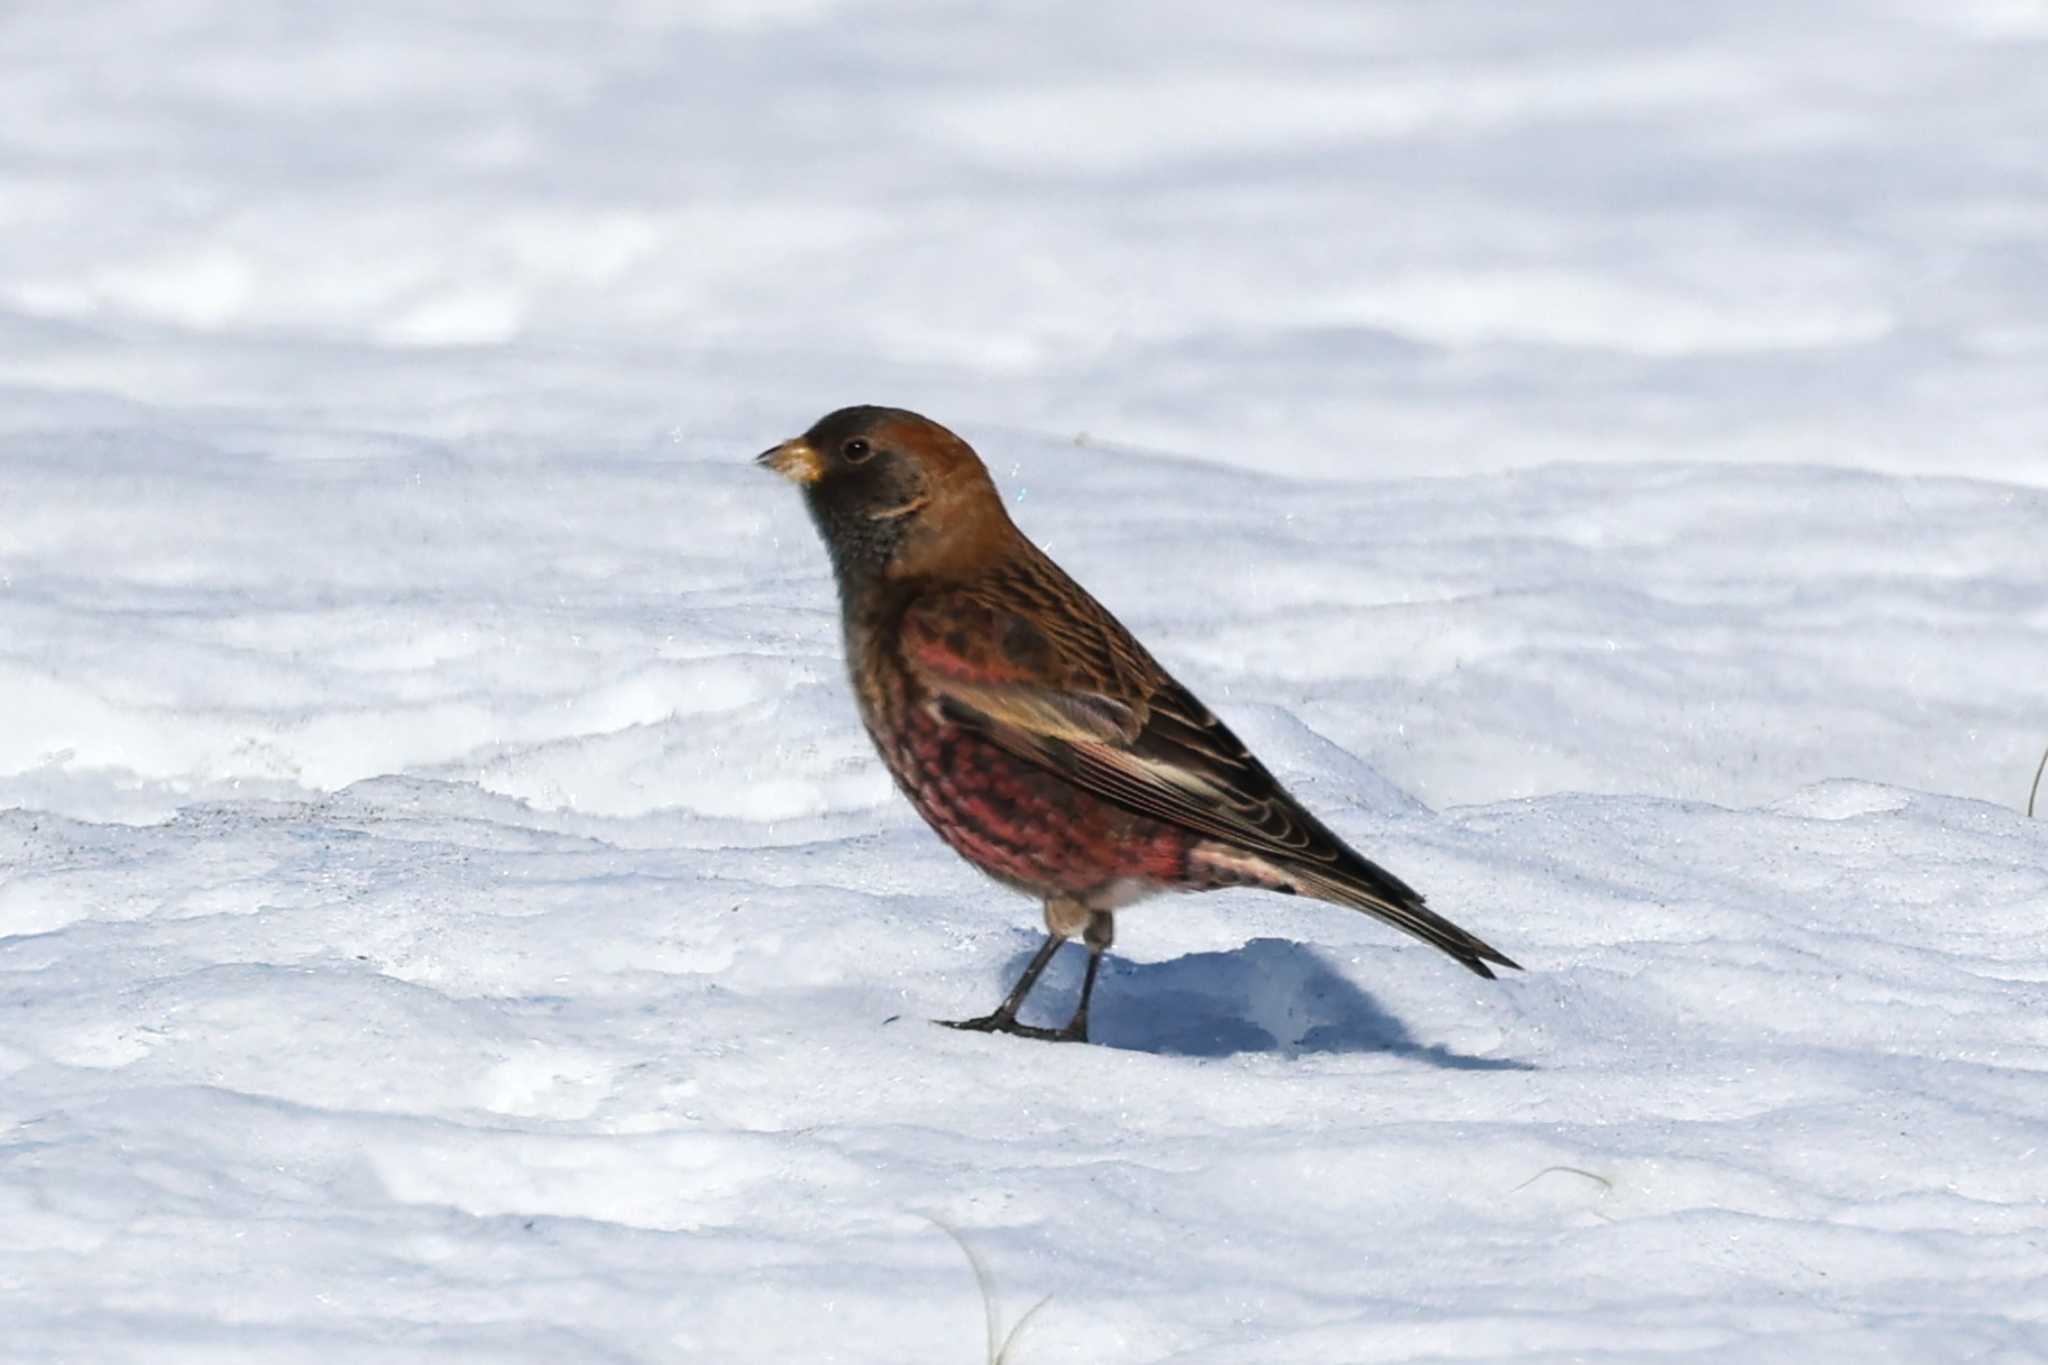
(3, 1, 2046, 1360)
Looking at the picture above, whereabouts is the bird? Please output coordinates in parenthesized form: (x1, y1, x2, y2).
(756, 406, 1517, 1043)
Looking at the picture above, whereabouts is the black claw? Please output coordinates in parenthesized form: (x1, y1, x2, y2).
(937, 1013, 1085, 1043)
(938, 1012, 1009, 1033)
(937, 930, 1101, 1044)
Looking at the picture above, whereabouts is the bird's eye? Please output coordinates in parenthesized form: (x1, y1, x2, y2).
(842, 437, 873, 463)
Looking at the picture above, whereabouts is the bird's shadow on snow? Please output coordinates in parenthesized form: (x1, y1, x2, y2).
(999, 936, 1535, 1068)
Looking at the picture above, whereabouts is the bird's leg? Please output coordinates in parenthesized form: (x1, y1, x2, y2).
(940, 931, 1067, 1036)
(1052, 911, 1114, 1043)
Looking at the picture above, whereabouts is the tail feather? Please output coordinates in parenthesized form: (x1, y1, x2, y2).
(1193, 843, 1518, 979)
(1289, 861, 1519, 979)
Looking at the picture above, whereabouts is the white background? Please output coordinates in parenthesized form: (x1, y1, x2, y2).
(3, 2, 2046, 1360)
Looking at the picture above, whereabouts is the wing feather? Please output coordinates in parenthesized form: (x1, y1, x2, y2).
(896, 552, 1520, 978)
(900, 563, 1370, 875)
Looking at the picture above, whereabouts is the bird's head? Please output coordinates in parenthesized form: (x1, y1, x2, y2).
(757, 406, 1010, 588)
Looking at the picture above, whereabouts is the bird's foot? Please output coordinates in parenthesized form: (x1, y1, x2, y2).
(939, 1012, 1088, 1044)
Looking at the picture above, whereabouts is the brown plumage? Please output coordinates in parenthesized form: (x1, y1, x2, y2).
(757, 405, 1517, 1042)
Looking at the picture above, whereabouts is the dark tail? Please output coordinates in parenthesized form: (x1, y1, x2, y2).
(1287, 852, 1520, 980)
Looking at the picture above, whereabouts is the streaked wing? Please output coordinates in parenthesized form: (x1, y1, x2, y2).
(898, 567, 1360, 875)
(898, 554, 1519, 978)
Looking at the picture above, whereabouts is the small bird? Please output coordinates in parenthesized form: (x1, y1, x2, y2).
(757, 407, 1517, 1043)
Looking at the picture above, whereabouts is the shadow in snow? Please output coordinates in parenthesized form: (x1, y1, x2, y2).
(983, 935, 1534, 1067)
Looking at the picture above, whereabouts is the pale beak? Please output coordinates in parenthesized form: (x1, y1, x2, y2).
(754, 438, 824, 486)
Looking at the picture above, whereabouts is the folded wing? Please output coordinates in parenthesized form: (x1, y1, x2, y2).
(898, 565, 1518, 978)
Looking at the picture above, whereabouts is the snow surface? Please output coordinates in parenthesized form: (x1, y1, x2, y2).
(4, 1, 2047, 1361)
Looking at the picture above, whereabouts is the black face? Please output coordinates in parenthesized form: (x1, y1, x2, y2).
(802, 405, 907, 472)
(795, 407, 930, 588)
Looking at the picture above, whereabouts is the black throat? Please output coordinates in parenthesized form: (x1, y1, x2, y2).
(805, 486, 913, 618)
